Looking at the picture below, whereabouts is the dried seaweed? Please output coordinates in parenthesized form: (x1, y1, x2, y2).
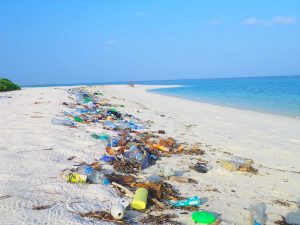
(205, 188, 221, 193)
(184, 144, 205, 155)
(238, 165, 258, 175)
(272, 199, 291, 207)
(131, 182, 180, 201)
(274, 216, 290, 225)
(106, 173, 136, 188)
(139, 213, 181, 225)
(0, 194, 12, 201)
(113, 160, 141, 174)
(67, 156, 76, 160)
(79, 211, 130, 224)
(32, 204, 53, 210)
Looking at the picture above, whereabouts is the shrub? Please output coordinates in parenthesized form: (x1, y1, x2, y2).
(0, 78, 21, 92)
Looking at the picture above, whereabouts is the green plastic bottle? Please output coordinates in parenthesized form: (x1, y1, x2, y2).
(74, 116, 83, 123)
(83, 97, 92, 103)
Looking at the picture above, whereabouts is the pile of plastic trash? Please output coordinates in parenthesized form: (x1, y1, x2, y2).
(52, 87, 267, 225)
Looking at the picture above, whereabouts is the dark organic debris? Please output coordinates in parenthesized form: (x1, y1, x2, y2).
(139, 213, 181, 225)
(238, 165, 258, 175)
(185, 144, 205, 155)
(113, 160, 141, 174)
(132, 181, 180, 201)
(272, 200, 291, 208)
(158, 130, 166, 134)
(32, 204, 53, 210)
(274, 216, 290, 225)
(106, 173, 136, 188)
(0, 194, 12, 201)
(67, 156, 76, 160)
(79, 211, 130, 225)
(205, 188, 221, 193)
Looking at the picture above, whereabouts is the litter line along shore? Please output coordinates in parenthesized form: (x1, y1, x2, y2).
(0, 85, 299, 224)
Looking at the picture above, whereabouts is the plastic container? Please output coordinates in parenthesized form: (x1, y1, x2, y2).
(128, 146, 149, 169)
(249, 202, 267, 225)
(87, 170, 110, 185)
(74, 116, 83, 123)
(170, 196, 200, 207)
(104, 121, 118, 129)
(107, 137, 120, 147)
(101, 155, 116, 163)
(76, 108, 89, 113)
(163, 166, 175, 177)
(52, 118, 76, 127)
(195, 162, 208, 173)
(192, 211, 217, 224)
(83, 97, 92, 103)
(77, 165, 94, 175)
(223, 160, 240, 171)
(131, 188, 148, 210)
(152, 144, 170, 152)
(66, 173, 87, 183)
(91, 133, 110, 141)
(111, 204, 126, 220)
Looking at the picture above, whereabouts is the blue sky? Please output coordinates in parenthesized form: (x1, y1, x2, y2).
(0, 0, 299, 85)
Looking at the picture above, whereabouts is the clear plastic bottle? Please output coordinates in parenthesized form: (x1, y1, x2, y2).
(87, 170, 110, 185)
(128, 146, 149, 169)
(77, 165, 94, 175)
(249, 202, 267, 225)
(107, 137, 120, 147)
(52, 118, 76, 127)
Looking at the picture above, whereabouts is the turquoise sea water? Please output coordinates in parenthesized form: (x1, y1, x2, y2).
(144, 76, 300, 118)
(24, 76, 300, 118)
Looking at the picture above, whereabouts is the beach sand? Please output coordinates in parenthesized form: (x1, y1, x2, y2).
(0, 85, 299, 224)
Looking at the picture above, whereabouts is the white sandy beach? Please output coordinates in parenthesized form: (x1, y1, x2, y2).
(0, 85, 300, 225)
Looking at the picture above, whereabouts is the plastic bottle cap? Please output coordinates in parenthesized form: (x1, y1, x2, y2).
(102, 178, 110, 185)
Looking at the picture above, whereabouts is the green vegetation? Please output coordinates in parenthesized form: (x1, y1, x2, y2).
(0, 78, 21, 92)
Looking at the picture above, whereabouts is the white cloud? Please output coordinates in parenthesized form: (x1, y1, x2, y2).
(207, 19, 224, 25)
(243, 16, 296, 26)
(272, 16, 296, 25)
(135, 11, 147, 17)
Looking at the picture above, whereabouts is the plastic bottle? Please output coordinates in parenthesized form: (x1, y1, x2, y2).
(74, 116, 83, 123)
(107, 137, 120, 147)
(249, 202, 267, 225)
(77, 165, 94, 175)
(66, 173, 87, 183)
(104, 121, 118, 129)
(52, 118, 76, 127)
(76, 108, 89, 114)
(91, 133, 110, 141)
(169, 196, 200, 207)
(87, 170, 110, 185)
(83, 97, 92, 103)
(101, 155, 116, 163)
(128, 146, 149, 169)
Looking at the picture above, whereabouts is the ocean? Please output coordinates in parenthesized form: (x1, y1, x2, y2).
(142, 76, 300, 118)
(24, 76, 300, 118)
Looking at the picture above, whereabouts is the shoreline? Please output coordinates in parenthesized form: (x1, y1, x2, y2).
(1, 85, 299, 224)
(23, 84, 300, 119)
(146, 85, 300, 120)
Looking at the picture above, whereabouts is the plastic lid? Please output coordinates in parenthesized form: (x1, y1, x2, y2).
(192, 211, 216, 224)
(102, 178, 110, 185)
